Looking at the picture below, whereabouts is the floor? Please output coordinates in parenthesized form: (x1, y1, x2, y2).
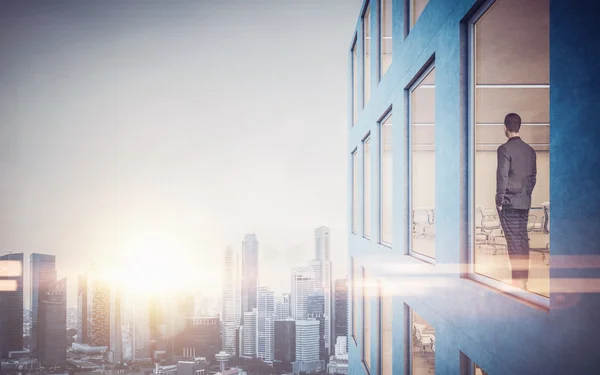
(474, 231, 550, 297)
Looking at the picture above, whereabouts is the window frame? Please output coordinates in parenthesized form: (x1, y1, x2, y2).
(352, 148, 359, 235)
(466, 0, 550, 309)
(351, 257, 359, 344)
(379, 110, 393, 247)
(379, 0, 393, 79)
(363, 133, 372, 239)
(352, 35, 359, 127)
(407, 62, 436, 264)
(362, 1, 372, 108)
(362, 267, 372, 374)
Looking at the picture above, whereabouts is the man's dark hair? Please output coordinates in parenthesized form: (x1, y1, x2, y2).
(504, 113, 521, 133)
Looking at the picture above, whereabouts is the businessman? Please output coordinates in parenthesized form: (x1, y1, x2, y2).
(496, 113, 537, 290)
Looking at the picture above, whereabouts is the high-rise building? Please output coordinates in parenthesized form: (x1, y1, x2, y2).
(290, 267, 315, 320)
(307, 290, 326, 362)
(38, 277, 67, 368)
(176, 317, 220, 359)
(313, 226, 332, 355)
(293, 320, 321, 374)
(221, 246, 241, 355)
(241, 234, 258, 314)
(109, 286, 123, 364)
(88, 274, 110, 347)
(256, 287, 274, 362)
(333, 279, 348, 346)
(30, 253, 56, 356)
(77, 274, 88, 344)
(274, 294, 290, 320)
(343, 0, 600, 373)
(0, 253, 24, 358)
(168, 293, 195, 359)
(273, 319, 295, 371)
(314, 226, 331, 262)
(242, 309, 256, 358)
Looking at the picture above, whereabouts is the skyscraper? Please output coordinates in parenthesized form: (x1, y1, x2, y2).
(242, 309, 256, 358)
(38, 277, 67, 368)
(0, 253, 23, 358)
(274, 319, 295, 372)
(241, 234, 258, 314)
(293, 320, 321, 374)
(77, 274, 88, 344)
(256, 287, 274, 362)
(89, 274, 110, 347)
(176, 317, 220, 359)
(30, 253, 56, 356)
(274, 294, 290, 320)
(333, 279, 348, 345)
(307, 290, 326, 362)
(221, 246, 241, 355)
(313, 226, 332, 355)
(290, 267, 315, 320)
(109, 286, 123, 363)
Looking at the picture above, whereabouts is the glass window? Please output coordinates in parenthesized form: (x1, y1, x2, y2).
(460, 353, 489, 375)
(410, 67, 436, 259)
(352, 258, 361, 341)
(410, 0, 430, 30)
(352, 38, 358, 126)
(380, 0, 393, 76)
(363, 269, 378, 371)
(410, 309, 435, 374)
(471, 0, 549, 298)
(363, 3, 371, 106)
(381, 114, 393, 245)
(381, 285, 393, 375)
(364, 136, 372, 238)
(352, 150, 359, 234)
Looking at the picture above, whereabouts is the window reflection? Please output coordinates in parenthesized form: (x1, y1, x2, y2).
(410, 67, 436, 259)
(410, 310, 435, 374)
(352, 258, 361, 341)
(352, 39, 358, 126)
(472, 0, 550, 297)
(381, 115, 393, 245)
(381, 286, 392, 374)
(363, 3, 371, 106)
(352, 151, 359, 234)
(364, 137, 371, 238)
(410, 0, 430, 30)
(381, 0, 392, 76)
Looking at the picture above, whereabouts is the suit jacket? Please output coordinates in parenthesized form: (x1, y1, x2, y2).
(495, 136, 537, 210)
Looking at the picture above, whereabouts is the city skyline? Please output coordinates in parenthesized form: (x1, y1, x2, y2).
(0, 0, 361, 307)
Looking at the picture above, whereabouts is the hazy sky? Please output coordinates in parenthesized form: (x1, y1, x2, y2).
(0, 0, 361, 306)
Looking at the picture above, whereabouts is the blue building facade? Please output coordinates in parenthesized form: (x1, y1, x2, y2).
(347, 0, 600, 374)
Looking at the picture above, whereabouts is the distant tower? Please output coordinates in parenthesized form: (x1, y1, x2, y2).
(290, 267, 315, 320)
(89, 272, 110, 347)
(242, 308, 257, 357)
(215, 351, 229, 372)
(30, 253, 56, 357)
(256, 287, 274, 362)
(109, 285, 123, 363)
(0, 253, 24, 358)
(38, 277, 67, 368)
(313, 226, 332, 354)
(221, 246, 241, 355)
(241, 234, 259, 314)
(77, 274, 88, 344)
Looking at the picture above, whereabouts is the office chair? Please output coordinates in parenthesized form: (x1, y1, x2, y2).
(413, 207, 433, 239)
(475, 205, 506, 254)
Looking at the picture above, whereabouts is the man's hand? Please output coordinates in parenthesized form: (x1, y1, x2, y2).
(497, 205, 502, 211)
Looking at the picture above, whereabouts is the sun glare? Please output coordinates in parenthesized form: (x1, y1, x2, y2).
(107, 231, 198, 295)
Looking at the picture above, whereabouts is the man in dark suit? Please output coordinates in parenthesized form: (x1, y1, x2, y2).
(496, 113, 537, 290)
